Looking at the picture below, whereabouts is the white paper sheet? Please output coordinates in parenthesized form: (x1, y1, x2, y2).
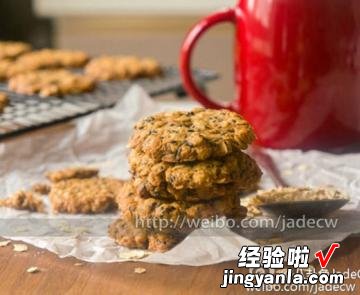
(0, 85, 359, 266)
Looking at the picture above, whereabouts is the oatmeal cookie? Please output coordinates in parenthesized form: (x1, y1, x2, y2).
(108, 217, 184, 252)
(85, 55, 162, 81)
(130, 150, 261, 201)
(129, 108, 255, 163)
(8, 69, 95, 97)
(7, 49, 89, 77)
(0, 190, 44, 212)
(0, 92, 9, 112)
(49, 178, 124, 214)
(117, 181, 247, 223)
(46, 166, 99, 182)
(0, 41, 31, 60)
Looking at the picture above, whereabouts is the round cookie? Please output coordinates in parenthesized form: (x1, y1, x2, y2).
(129, 108, 255, 163)
(0, 41, 31, 60)
(8, 69, 95, 97)
(129, 150, 262, 202)
(108, 218, 184, 252)
(117, 181, 247, 224)
(85, 55, 162, 81)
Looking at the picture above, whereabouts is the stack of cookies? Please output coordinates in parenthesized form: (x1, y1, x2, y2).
(109, 108, 262, 252)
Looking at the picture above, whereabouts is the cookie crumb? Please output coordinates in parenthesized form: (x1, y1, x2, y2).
(26, 266, 40, 273)
(297, 164, 310, 171)
(134, 267, 146, 274)
(119, 250, 149, 260)
(0, 240, 11, 247)
(58, 221, 72, 233)
(73, 226, 89, 237)
(13, 244, 28, 252)
(282, 169, 293, 176)
(14, 226, 29, 233)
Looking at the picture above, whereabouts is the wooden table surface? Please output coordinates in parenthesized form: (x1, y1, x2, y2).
(0, 236, 359, 295)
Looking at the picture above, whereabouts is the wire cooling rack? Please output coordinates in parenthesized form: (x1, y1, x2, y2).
(0, 67, 217, 140)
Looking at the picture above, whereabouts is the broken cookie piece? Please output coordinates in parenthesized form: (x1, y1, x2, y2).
(46, 166, 99, 183)
(49, 178, 124, 214)
(0, 190, 44, 212)
(31, 183, 51, 195)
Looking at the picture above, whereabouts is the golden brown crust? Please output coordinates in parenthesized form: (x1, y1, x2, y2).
(0, 190, 44, 212)
(117, 181, 247, 223)
(6, 49, 89, 77)
(0, 41, 31, 60)
(129, 108, 255, 163)
(130, 150, 262, 201)
(0, 92, 9, 113)
(108, 217, 184, 252)
(0, 59, 13, 80)
(46, 166, 99, 183)
(85, 55, 162, 81)
(49, 178, 124, 214)
(133, 178, 239, 202)
(8, 69, 95, 97)
(31, 183, 51, 195)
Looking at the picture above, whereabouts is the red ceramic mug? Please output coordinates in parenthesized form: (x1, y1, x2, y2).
(180, 0, 360, 149)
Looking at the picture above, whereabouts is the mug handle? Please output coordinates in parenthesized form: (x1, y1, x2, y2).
(180, 8, 239, 110)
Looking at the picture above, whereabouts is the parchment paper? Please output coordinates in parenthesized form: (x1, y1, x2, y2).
(0, 85, 359, 266)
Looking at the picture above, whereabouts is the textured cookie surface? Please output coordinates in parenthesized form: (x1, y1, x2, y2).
(7, 49, 89, 77)
(31, 183, 52, 195)
(0, 41, 31, 60)
(85, 55, 162, 81)
(8, 69, 95, 97)
(117, 181, 247, 223)
(49, 178, 124, 214)
(0, 92, 9, 113)
(108, 218, 183, 252)
(0, 190, 44, 212)
(130, 150, 261, 201)
(129, 108, 255, 163)
(46, 167, 99, 182)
